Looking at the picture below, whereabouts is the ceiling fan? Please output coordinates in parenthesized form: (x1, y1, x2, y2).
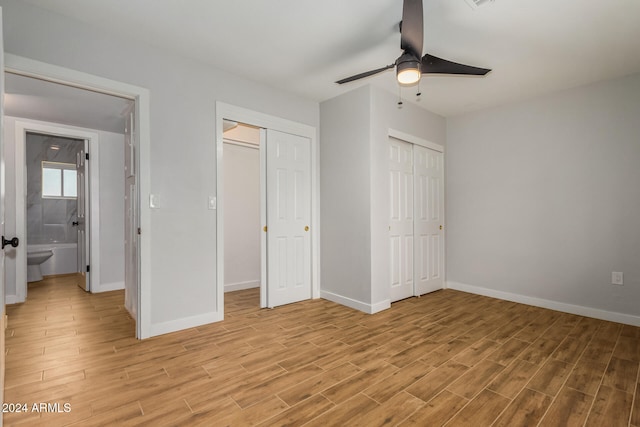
(335, 0, 491, 86)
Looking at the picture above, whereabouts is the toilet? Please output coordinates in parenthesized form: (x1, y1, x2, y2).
(27, 250, 54, 282)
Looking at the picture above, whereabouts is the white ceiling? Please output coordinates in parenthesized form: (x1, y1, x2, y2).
(18, 0, 640, 117)
(4, 73, 132, 134)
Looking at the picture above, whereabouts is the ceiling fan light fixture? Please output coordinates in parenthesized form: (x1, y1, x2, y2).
(396, 54, 421, 86)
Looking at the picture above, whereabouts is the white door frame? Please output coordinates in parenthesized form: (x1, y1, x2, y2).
(215, 102, 319, 314)
(1, 6, 7, 408)
(388, 128, 446, 294)
(389, 129, 445, 155)
(13, 120, 99, 300)
(5, 54, 151, 339)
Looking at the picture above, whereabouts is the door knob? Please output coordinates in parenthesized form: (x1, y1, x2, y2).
(2, 236, 19, 250)
(304, 226, 309, 232)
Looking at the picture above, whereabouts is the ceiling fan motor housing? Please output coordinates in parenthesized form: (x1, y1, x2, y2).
(396, 53, 422, 86)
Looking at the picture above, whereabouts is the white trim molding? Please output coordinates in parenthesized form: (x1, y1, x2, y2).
(320, 290, 390, 315)
(388, 128, 444, 153)
(224, 280, 260, 293)
(94, 281, 125, 293)
(447, 281, 640, 327)
(371, 299, 392, 314)
(149, 311, 224, 337)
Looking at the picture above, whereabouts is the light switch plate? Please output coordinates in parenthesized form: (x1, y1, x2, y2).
(149, 194, 158, 209)
(612, 272, 624, 285)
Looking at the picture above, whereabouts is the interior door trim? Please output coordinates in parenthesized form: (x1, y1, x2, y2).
(215, 102, 319, 317)
(13, 121, 99, 301)
(388, 128, 444, 153)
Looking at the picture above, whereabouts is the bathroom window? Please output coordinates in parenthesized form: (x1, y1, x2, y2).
(42, 161, 77, 199)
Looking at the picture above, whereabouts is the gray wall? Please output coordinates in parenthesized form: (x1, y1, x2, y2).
(98, 131, 125, 290)
(0, 0, 319, 330)
(319, 85, 446, 310)
(223, 143, 260, 290)
(26, 133, 83, 244)
(446, 72, 640, 318)
(320, 85, 372, 304)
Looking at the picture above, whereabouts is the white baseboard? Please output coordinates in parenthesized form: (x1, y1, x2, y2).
(125, 301, 137, 322)
(5, 295, 20, 305)
(224, 280, 260, 293)
(447, 281, 640, 327)
(93, 281, 125, 293)
(149, 311, 224, 337)
(371, 299, 391, 314)
(320, 290, 390, 314)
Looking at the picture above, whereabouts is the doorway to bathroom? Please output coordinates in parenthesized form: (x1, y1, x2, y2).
(24, 132, 90, 290)
(10, 117, 126, 304)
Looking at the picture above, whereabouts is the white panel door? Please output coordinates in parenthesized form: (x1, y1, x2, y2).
(389, 137, 414, 302)
(266, 129, 311, 307)
(414, 145, 444, 294)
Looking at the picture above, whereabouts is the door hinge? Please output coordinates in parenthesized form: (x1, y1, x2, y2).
(137, 227, 141, 235)
(85, 153, 90, 160)
(86, 265, 90, 273)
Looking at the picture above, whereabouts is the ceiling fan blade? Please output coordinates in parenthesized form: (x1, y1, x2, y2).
(335, 64, 395, 84)
(401, 0, 423, 58)
(421, 54, 491, 76)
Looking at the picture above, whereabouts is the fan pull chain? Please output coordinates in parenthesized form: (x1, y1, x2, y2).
(397, 86, 403, 106)
(416, 81, 422, 98)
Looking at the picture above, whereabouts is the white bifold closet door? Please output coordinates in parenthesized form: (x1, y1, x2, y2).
(266, 129, 312, 307)
(390, 137, 444, 303)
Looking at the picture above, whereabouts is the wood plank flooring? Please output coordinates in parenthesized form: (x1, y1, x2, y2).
(4, 275, 640, 426)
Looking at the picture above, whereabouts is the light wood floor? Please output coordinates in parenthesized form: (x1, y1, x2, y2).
(4, 276, 640, 426)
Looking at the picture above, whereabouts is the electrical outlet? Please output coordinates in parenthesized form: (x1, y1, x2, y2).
(612, 272, 624, 285)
